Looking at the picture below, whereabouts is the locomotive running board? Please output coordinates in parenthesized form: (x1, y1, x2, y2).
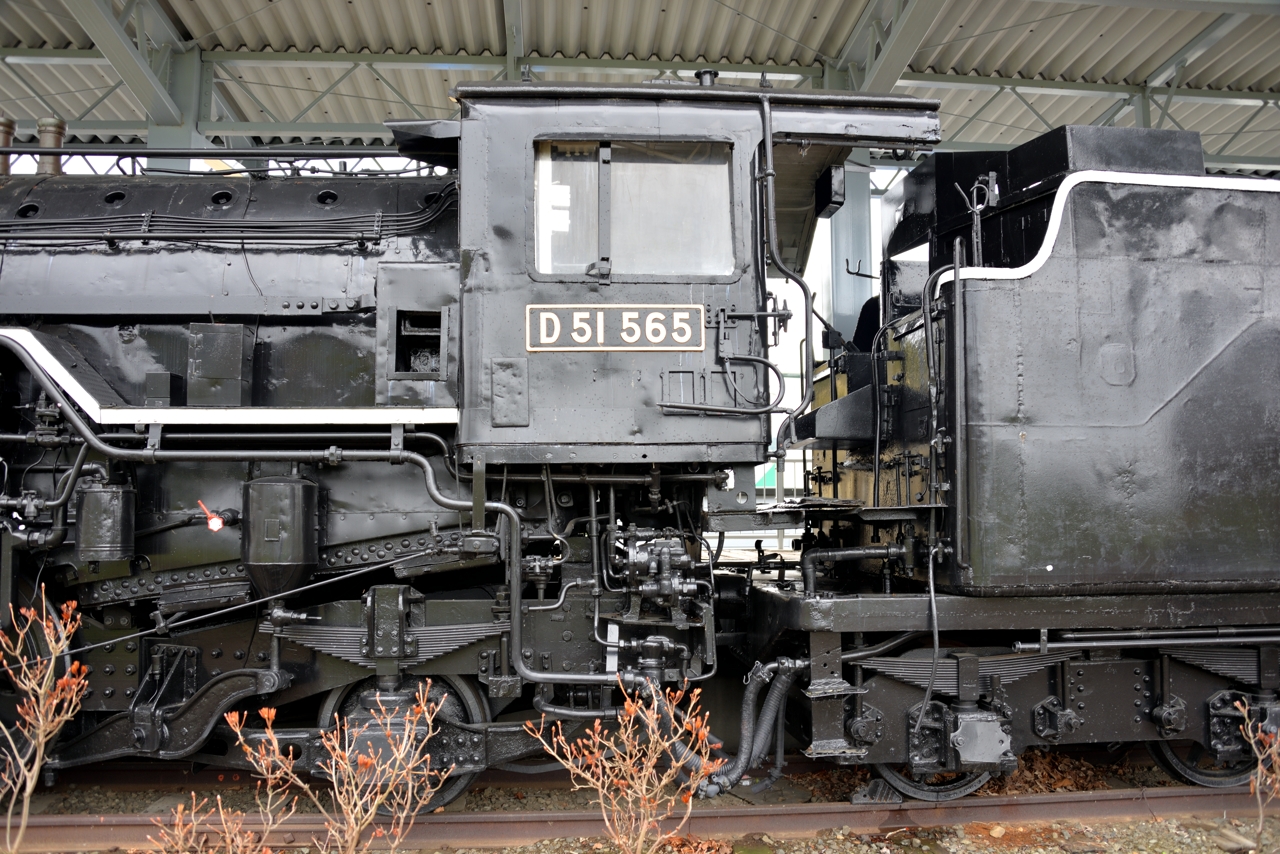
(0, 328, 458, 426)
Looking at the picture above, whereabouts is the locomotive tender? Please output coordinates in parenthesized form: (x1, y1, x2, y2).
(1, 78, 1278, 802)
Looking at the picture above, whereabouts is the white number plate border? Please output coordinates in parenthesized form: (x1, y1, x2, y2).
(524, 304, 706, 352)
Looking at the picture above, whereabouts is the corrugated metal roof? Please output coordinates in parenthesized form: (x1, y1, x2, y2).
(1, 0, 1277, 168)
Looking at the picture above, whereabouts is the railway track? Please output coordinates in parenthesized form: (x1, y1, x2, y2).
(14, 786, 1269, 852)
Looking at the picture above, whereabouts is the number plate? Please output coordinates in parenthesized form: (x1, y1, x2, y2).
(525, 304, 705, 352)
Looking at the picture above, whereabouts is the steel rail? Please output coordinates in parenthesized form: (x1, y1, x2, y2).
(12, 786, 1271, 852)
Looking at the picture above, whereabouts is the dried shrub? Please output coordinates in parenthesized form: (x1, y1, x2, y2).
(149, 680, 449, 854)
(0, 592, 88, 854)
(147, 792, 270, 854)
(1237, 698, 1280, 846)
(228, 682, 449, 854)
(526, 680, 724, 854)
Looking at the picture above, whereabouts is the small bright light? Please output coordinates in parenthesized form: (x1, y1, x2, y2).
(207, 516, 224, 533)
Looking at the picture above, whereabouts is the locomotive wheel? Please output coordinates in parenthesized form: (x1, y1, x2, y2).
(1147, 740, 1255, 788)
(872, 764, 991, 801)
(317, 674, 490, 807)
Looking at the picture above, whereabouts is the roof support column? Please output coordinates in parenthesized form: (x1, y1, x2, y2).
(829, 151, 875, 341)
(503, 0, 524, 82)
(1136, 92, 1152, 128)
(147, 48, 212, 169)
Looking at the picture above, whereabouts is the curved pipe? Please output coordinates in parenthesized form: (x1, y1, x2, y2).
(656, 352, 787, 416)
(533, 693, 619, 720)
(841, 631, 926, 663)
(759, 96, 819, 456)
(525, 580, 581, 613)
(800, 545, 906, 598)
(17, 444, 92, 550)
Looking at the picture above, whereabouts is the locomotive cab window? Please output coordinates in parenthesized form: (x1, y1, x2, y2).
(534, 140, 733, 277)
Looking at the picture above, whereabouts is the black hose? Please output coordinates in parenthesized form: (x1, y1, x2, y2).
(748, 668, 796, 767)
(704, 662, 773, 795)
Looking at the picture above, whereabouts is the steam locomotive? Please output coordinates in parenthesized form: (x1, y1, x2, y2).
(1, 78, 1277, 803)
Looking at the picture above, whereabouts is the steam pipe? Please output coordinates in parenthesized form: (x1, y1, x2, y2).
(800, 544, 906, 598)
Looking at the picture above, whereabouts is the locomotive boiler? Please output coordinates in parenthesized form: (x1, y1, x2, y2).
(0, 78, 1277, 803)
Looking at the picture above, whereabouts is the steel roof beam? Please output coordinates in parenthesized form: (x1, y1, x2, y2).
(63, 0, 182, 126)
(898, 71, 1279, 107)
(136, 0, 189, 52)
(200, 121, 390, 137)
(837, 0, 947, 92)
(1022, 0, 1277, 13)
(205, 50, 820, 82)
(7, 120, 147, 134)
(1146, 13, 1248, 86)
(206, 51, 505, 71)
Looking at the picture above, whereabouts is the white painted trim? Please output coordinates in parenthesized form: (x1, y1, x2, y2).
(0, 328, 459, 426)
(97, 408, 460, 426)
(938, 170, 1280, 287)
